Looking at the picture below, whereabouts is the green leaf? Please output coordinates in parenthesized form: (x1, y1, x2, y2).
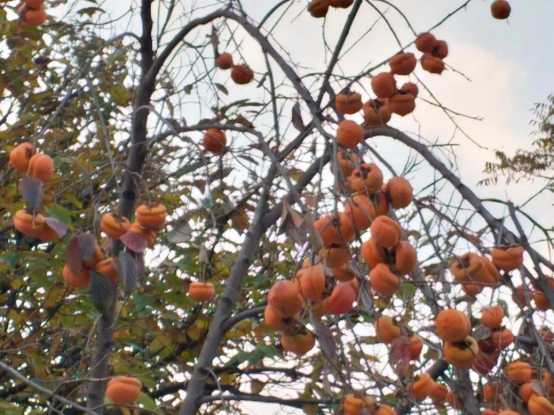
(134, 293, 156, 308)
(214, 83, 228, 95)
(403, 283, 417, 300)
(259, 344, 278, 358)
(48, 204, 73, 224)
(90, 272, 115, 315)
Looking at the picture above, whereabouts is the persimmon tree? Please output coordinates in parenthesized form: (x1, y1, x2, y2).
(0, 1, 553, 415)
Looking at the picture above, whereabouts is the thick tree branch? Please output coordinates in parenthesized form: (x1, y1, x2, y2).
(198, 393, 339, 409)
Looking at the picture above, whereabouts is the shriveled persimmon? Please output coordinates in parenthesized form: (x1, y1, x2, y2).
(389, 52, 417, 76)
(362, 99, 392, 126)
(491, 245, 524, 271)
(231, 64, 253, 85)
(348, 163, 384, 195)
(371, 73, 396, 99)
(336, 92, 363, 114)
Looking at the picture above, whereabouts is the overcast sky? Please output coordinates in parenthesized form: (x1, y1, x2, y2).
(58, 1, 554, 413)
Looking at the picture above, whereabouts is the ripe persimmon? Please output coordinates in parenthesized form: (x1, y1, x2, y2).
(528, 395, 554, 415)
(373, 189, 390, 217)
(481, 305, 504, 329)
(409, 335, 423, 360)
(300, 265, 326, 301)
(314, 214, 354, 246)
(62, 265, 91, 288)
(82, 242, 104, 269)
(135, 203, 167, 230)
(189, 282, 215, 302)
(14, 210, 46, 237)
(361, 239, 387, 269)
(281, 328, 316, 355)
(483, 382, 502, 403)
(343, 194, 375, 231)
(25, 0, 45, 8)
(337, 120, 364, 149)
(490, 328, 515, 350)
(264, 306, 295, 330)
(100, 212, 131, 239)
(9, 142, 33, 173)
(216, 53, 233, 70)
(203, 128, 227, 154)
(371, 73, 396, 99)
(491, 0, 511, 19)
(443, 336, 478, 367)
(319, 244, 350, 268)
(324, 282, 356, 314)
(506, 361, 532, 384)
(332, 263, 355, 282)
(18, 5, 47, 27)
(231, 64, 253, 84)
(409, 373, 432, 400)
(106, 376, 142, 406)
(268, 280, 302, 318)
(335, 151, 361, 178)
(95, 258, 119, 283)
(127, 223, 156, 247)
(28, 153, 54, 182)
(375, 315, 401, 343)
(429, 382, 448, 403)
(394, 240, 417, 275)
(370, 263, 400, 297)
(336, 92, 363, 114)
(370, 216, 402, 248)
(435, 309, 471, 342)
(386, 177, 413, 209)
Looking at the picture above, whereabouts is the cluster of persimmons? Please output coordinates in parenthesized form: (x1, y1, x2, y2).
(1, 0, 47, 27)
(8, 142, 168, 407)
(10, 142, 62, 242)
